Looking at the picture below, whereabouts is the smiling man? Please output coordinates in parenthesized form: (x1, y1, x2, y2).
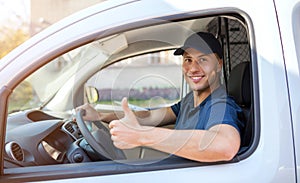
(77, 32, 244, 162)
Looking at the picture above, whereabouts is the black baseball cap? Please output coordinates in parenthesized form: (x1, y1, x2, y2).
(174, 32, 223, 59)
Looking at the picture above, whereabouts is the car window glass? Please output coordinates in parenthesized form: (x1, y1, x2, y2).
(7, 42, 103, 114)
(86, 51, 182, 110)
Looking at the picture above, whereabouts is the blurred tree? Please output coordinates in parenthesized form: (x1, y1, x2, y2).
(0, 27, 29, 59)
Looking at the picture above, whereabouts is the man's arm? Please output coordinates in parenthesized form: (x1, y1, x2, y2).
(133, 107, 176, 126)
(137, 125, 240, 162)
(76, 103, 176, 127)
(109, 98, 241, 162)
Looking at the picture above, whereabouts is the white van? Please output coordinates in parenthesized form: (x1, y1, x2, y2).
(0, 0, 299, 182)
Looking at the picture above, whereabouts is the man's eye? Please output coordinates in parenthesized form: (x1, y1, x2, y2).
(198, 58, 207, 62)
(184, 58, 192, 62)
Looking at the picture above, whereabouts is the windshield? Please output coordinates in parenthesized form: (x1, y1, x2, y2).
(8, 42, 108, 114)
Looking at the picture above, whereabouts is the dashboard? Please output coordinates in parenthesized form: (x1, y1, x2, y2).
(4, 110, 90, 168)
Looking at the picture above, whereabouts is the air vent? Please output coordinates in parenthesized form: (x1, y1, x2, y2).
(65, 123, 75, 133)
(5, 141, 24, 162)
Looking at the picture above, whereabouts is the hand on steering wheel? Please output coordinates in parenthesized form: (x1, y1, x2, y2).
(76, 109, 126, 160)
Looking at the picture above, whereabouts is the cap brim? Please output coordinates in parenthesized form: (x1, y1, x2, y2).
(173, 47, 185, 55)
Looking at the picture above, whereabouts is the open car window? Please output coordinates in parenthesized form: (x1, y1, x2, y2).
(4, 12, 256, 181)
(86, 51, 182, 112)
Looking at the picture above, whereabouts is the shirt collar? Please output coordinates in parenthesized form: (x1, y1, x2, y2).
(198, 85, 227, 107)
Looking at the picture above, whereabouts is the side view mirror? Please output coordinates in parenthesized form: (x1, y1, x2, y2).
(85, 86, 99, 104)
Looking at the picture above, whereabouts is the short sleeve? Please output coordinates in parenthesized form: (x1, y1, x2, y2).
(204, 99, 244, 133)
(171, 101, 181, 117)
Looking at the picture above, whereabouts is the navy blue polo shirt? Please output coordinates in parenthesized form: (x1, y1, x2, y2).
(171, 86, 244, 133)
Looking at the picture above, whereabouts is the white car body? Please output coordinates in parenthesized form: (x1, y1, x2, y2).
(0, 0, 299, 182)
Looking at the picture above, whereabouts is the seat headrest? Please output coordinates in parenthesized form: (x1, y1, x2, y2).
(227, 62, 251, 107)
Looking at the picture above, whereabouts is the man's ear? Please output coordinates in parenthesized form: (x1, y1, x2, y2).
(217, 58, 223, 72)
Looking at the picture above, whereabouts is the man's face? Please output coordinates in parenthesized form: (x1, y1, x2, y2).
(182, 47, 222, 93)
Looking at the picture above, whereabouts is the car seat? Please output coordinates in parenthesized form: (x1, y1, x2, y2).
(227, 61, 253, 154)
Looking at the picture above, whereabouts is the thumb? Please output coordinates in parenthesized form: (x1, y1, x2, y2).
(121, 97, 141, 129)
(121, 97, 132, 117)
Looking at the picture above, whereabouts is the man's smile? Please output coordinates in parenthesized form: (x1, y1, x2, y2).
(188, 75, 205, 83)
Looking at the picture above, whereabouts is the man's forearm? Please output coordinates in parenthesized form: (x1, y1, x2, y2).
(100, 107, 175, 126)
(98, 111, 149, 123)
(135, 107, 176, 126)
(98, 111, 123, 123)
(138, 125, 240, 162)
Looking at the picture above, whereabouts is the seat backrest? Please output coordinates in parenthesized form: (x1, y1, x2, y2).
(227, 62, 252, 151)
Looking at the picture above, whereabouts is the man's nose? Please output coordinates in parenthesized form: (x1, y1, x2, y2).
(189, 59, 203, 71)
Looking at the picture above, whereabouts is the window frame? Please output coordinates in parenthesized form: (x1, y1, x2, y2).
(1, 10, 260, 182)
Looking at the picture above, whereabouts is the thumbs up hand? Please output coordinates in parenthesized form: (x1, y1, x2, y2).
(109, 98, 144, 149)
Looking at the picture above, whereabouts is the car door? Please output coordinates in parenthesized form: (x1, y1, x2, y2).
(274, 0, 300, 180)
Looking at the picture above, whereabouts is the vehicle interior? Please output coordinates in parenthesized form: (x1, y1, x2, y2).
(4, 13, 254, 172)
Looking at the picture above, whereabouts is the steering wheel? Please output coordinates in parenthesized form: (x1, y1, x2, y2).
(76, 109, 126, 160)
